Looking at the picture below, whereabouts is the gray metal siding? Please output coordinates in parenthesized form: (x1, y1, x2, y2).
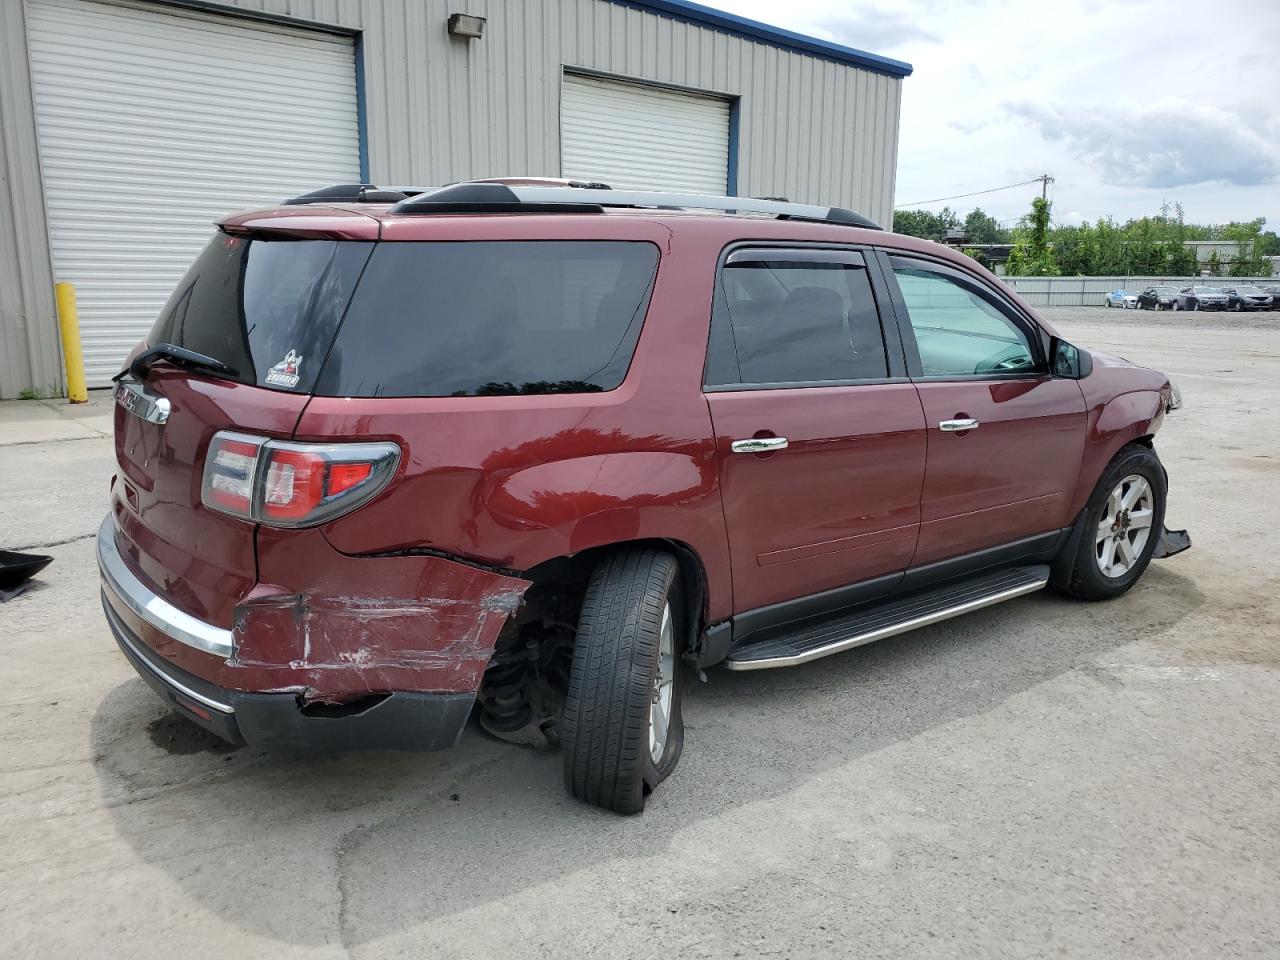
(0, 0, 62, 399)
(0, 0, 902, 397)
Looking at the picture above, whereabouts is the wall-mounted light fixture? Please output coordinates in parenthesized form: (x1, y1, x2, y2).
(447, 13, 486, 39)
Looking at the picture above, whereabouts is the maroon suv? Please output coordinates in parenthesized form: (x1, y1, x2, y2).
(99, 181, 1189, 813)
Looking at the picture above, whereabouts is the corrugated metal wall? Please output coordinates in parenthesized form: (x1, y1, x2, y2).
(0, 0, 62, 399)
(0, 0, 903, 397)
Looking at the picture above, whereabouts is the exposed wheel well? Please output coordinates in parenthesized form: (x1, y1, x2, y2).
(475, 540, 710, 744)
(519, 538, 709, 641)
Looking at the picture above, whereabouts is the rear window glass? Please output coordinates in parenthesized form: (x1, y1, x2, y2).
(149, 235, 373, 393)
(313, 241, 659, 397)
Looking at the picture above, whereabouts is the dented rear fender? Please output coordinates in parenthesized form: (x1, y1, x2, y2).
(230, 527, 530, 701)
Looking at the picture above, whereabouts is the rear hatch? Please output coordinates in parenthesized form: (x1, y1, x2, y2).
(112, 222, 375, 627)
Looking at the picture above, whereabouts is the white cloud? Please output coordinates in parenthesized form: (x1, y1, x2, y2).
(706, 0, 1280, 226)
(1006, 102, 1280, 189)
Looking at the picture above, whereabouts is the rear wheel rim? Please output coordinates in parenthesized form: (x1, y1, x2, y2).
(1095, 474, 1155, 578)
(649, 601, 675, 765)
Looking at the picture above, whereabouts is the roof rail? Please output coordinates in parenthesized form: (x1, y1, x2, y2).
(284, 183, 437, 205)
(390, 182, 882, 229)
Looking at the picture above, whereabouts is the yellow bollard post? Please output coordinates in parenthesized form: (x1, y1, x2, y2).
(54, 282, 88, 403)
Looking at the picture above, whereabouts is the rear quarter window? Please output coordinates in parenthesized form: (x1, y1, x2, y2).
(313, 241, 659, 397)
(149, 235, 372, 392)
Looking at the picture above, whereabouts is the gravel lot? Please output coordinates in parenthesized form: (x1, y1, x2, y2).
(3, 307, 1278, 959)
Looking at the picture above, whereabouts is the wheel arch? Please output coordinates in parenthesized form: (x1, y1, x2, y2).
(521, 536, 715, 656)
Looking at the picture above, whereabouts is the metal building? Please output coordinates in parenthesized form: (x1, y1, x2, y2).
(0, 0, 911, 397)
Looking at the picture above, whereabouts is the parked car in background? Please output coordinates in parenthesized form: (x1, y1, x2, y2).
(98, 179, 1191, 813)
(1218, 285, 1273, 311)
(1136, 286, 1179, 310)
(1262, 285, 1280, 310)
(1105, 289, 1138, 309)
(1173, 286, 1229, 311)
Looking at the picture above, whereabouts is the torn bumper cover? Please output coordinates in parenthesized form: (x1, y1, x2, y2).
(97, 514, 531, 753)
(1153, 526, 1191, 559)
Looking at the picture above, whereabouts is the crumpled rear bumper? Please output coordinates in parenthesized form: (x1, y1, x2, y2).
(97, 513, 532, 752)
(104, 594, 474, 751)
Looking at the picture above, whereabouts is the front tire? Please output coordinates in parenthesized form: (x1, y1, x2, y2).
(1059, 444, 1166, 601)
(562, 549, 685, 814)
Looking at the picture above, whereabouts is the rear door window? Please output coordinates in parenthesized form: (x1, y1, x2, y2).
(704, 250, 890, 386)
(314, 241, 659, 397)
(149, 234, 373, 393)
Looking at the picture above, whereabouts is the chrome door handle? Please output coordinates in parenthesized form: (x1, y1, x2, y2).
(939, 418, 979, 432)
(731, 437, 789, 453)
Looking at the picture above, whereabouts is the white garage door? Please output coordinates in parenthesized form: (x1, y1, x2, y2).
(561, 74, 729, 195)
(27, 0, 361, 386)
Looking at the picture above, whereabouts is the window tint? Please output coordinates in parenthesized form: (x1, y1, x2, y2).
(708, 259, 888, 385)
(891, 261, 1037, 377)
(314, 241, 658, 397)
(149, 235, 373, 392)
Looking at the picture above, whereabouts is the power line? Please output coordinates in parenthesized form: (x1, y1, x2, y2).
(895, 175, 1051, 209)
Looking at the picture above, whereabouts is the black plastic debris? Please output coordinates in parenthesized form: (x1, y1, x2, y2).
(0, 550, 53, 602)
(1153, 528, 1192, 559)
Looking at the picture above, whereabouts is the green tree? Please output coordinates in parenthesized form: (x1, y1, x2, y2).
(1051, 224, 1094, 275)
(1206, 250, 1221, 277)
(962, 208, 1007, 244)
(892, 207, 960, 241)
(1005, 197, 1059, 276)
(1163, 241, 1198, 276)
(1221, 219, 1269, 276)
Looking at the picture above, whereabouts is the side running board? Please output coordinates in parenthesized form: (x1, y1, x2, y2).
(725, 565, 1050, 671)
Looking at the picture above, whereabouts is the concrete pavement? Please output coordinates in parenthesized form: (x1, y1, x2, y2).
(2, 310, 1277, 958)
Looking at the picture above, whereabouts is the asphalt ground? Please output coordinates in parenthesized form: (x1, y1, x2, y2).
(2, 306, 1277, 958)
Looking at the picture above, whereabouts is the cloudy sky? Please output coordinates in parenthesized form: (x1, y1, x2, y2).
(711, 0, 1280, 229)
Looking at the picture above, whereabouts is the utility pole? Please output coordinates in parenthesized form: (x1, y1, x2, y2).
(1039, 174, 1054, 201)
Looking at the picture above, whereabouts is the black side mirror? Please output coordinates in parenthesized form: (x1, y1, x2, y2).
(1050, 336, 1091, 379)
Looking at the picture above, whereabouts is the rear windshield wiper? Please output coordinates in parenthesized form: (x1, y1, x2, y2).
(113, 343, 240, 383)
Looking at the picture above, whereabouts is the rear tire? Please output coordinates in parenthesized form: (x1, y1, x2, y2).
(1059, 444, 1166, 601)
(561, 549, 685, 814)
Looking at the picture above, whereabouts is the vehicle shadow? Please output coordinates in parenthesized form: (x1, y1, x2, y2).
(89, 564, 1204, 948)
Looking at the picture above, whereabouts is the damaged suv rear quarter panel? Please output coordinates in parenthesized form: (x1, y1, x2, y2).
(239, 527, 531, 701)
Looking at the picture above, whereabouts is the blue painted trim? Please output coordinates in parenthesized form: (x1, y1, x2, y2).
(726, 97, 740, 196)
(606, 0, 912, 77)
(354, 32, 370, 182)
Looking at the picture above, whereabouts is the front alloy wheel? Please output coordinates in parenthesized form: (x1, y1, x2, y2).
(1059, 443, 1166, 601)
(1095, 474, 1155, 577)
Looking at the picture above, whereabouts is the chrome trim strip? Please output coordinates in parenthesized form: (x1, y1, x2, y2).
(114, 379, 170, 424)
(96, 514, 235, 659)
(103, 598, 234, 714)
(724, 576, 1048, 671)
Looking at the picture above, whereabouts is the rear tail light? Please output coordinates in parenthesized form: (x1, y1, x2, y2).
(201, 431, 399, 527)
